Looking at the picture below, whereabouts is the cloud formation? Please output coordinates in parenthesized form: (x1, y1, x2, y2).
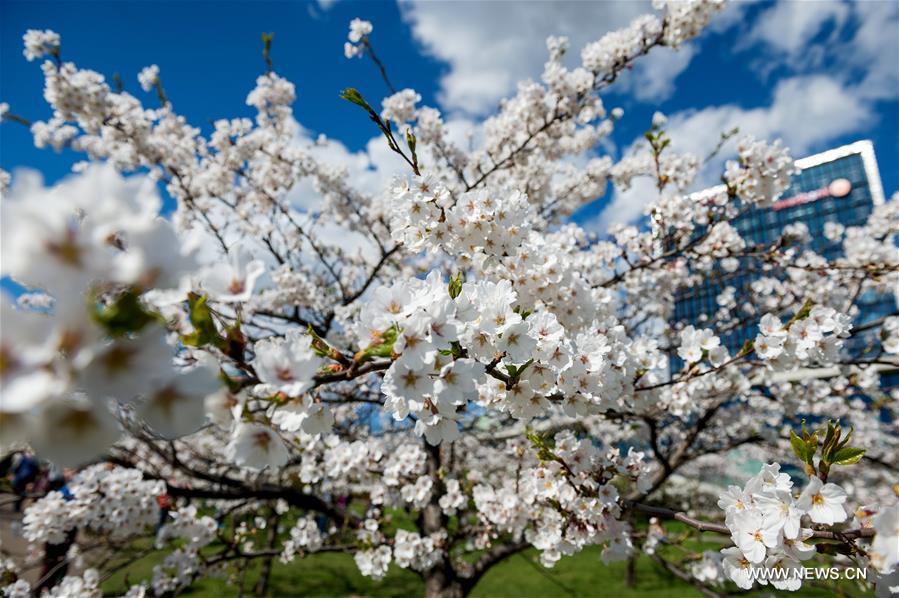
(590, 0, 897, 232)
(590, 74, 877, 232)
(742, 0, 850, 65)
(742, 0, 897, 99)
(399, 0, 707, 115)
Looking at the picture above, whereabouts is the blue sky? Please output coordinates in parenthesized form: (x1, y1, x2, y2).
(1, 0, 897, 229)
(0, 1, 442, 186)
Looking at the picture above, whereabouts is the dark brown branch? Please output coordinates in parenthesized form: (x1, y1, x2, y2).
(628, 502, 875, 541)
(343, 244, 401, 305)
(462, 541, 531, 592)
(644, 417, 672, 475)
(362, 39, 397, 94)
(648, 553, 723, 598)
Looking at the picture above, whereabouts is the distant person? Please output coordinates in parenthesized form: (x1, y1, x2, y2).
(156, 492, 173, 533)
(11, 453, 39, 512)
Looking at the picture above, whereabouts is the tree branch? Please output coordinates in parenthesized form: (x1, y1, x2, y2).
(627, 502, 875, 541)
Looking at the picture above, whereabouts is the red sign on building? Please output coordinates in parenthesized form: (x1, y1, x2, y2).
(772, 178, 852, 211)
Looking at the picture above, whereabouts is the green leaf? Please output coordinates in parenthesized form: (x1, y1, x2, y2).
(804, 431, 819, 461)
(515, 359, 534, 377)
(261, 33, 274, 63)
(821, 420, 841, 463)
(220, 369, 243, 394)
(526, 429, 556, 462)
(404, 128, 419, 172)
(222, 320, 247, 361)
(835, 426, 855, 451)
(790, 430, 810, 463)
(92, 289, 156, 337)
(831, 447, 865, 465)
(504, 359, 535, 386)
(513, 305, 533, 319)
(340, 87, 373, 111)
(796, 299, 813, 320)
(448, 273, 463, 299)
(307, 324, 332, 358)
(788, 298, 814, 327)
(448, 341, 465, 359)
(359, 326, 398, 361)
(181, 293, 221, 348)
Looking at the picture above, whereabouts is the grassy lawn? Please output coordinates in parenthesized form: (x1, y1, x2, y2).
(97, 510, 862, 597)
(102, 539, 863, 597)
(103, 545, 698, 597)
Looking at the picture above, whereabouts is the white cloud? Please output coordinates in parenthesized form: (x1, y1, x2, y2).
(670, 75, 873, 161)
(399, 0, 709, 115)
(589, 73, 876, 232)
(587, 176, 658, 234)
(615, 45, 696, 103)
(841, 1, 899, 101)
(283, 114, 478, 256)
(287, 114, 477, 212)
(739, 0, 898, 99)
(743, 0, 849, 60)
(705, 1, 753, 34)
(287, 132, 394, 213)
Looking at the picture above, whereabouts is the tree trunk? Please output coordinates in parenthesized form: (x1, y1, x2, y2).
(625, 553, 637, 588)
(420, 444, 466, 597)
(424, 568, 465, 598)
(254, 511, 279, 595)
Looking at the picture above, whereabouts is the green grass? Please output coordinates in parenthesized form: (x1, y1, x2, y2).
(101, 538, 866, 597)
(98, 516, 861, 597)
(474, 548, 697, 597)
(103, 544, 698, 597)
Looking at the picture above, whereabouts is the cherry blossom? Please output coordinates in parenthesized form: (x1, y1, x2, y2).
(1, 2, 896, 595)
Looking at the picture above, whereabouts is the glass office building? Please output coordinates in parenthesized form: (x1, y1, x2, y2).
(671, 140, 894, 372)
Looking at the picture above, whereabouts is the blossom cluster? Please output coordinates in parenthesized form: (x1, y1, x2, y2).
(23, 465, 164, 544)
(716, 463, 898, 593)
(0, 166, 220, 464)
(610, 145, 699, 193)
(869, 504, 899, 575)
(381, 89, 421, 125)
(724, 136, 797, 208)
(754, 308, 852, 366)
(359, 271, 485, 444)
(473, 431, 654, 567)
(392, 529, 446, 571)
(344, 18, 373, 59)
(365, 262, 657, 444)
(1, 6, 897, 595)
(150, 505, 219, 594)
(717, 464, 845, 590)
(677, 325, 728, 365)
(22, 28, 60, 61)
(280, 516, 325, 563)
(354, 545, 393, 580)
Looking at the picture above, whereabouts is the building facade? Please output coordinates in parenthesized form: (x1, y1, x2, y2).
(671, 140, 895, 372)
